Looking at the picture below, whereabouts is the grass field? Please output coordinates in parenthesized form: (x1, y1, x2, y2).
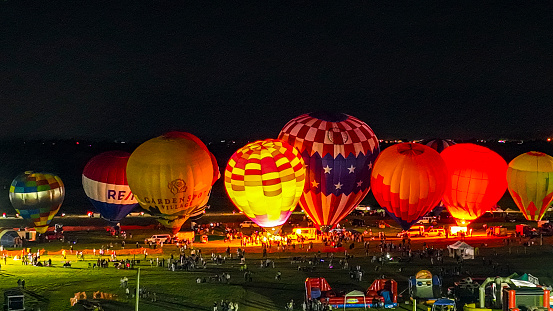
(2, 221, 553, 311)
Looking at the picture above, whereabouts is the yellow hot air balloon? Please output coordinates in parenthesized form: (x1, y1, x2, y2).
(126, 132, 214, 234)
(507, 151, 553, 221)
(224, 139, 306, 228)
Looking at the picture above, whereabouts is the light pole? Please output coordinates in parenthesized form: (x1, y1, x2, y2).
(135, 267, 140, 311)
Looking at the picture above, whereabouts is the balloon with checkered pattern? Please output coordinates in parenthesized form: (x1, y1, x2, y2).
(278, 112, 380, 231)
(224, 139, 306, 228)
(9, 171, 65, 234)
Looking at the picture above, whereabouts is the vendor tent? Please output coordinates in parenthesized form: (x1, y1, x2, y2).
(447, 241, 474, 259)
(0, 230, 21, 248)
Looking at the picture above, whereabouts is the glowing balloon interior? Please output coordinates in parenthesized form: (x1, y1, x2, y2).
(371, 143, 448, 230)
(9, 171, 65, 234)
(507, 151, 553, 221)
(441, 143, 507, 225)
(278, 112, 379, 231)
(225, 139, 306, 228)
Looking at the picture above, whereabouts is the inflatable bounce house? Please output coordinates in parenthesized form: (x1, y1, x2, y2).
(409, 270, 442, 302)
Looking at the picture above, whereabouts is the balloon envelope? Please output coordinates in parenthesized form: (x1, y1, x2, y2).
(441, 143, 507, 225)
(507, 151, 553, 221)
(425, 139, 456, 153)
(82, 151, 138, 222)
(371, 143, 448, 230)
(9, 171, 65, 234)
(224, 139, 306, 228)
(126, 132, 214, 234)
(278, 112, 379, 231)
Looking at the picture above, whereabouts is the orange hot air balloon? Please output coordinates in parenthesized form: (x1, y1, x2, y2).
(441, 143, 508, 225)
(371, 143, 448, 230)
(507, 151, 553, 221)
(126, 132, 214, 234)
(224, 139, 306, 228)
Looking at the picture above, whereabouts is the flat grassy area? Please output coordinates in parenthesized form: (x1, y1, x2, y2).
(2, 225, 553, 311)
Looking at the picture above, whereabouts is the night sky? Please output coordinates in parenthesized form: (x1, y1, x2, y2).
(1, 2, 552, 143)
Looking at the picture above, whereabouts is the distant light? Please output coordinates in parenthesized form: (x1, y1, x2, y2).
(61, 213, 65, 217)
(15, 213, 19, 218)
(498, 140, 506, 143)
(548, 138, 552, 142)
(2, 213, 6, 218)
(76, 141, 80, 145)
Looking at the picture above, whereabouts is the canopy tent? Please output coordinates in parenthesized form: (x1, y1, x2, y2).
(447, 241, 474, 259)
(0, 230, 21, 248)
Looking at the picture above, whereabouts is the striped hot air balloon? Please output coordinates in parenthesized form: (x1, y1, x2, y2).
(278, 112, 379, 231)
(224, 139, 305, 228)
(9, 171, 65, 234)
(371, 143, 448, 230)
(425, 139, 456, 153)
(441, 143, 508, 225)
(507, 151, 553, 221)
(82, 151, 138, 222)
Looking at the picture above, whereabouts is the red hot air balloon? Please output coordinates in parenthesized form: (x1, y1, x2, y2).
(371, 143, 448, 230)
(440, 143, 508, 225)
(278, 112, 379, 231)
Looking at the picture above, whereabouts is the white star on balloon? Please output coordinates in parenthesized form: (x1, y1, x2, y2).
(323, 165, 332, 174)
(367, 163, 373, 169)
(347, 165, 356, 173)
(335, 182, 343, 190)
(356, 180, 363, 187)
(311, 180, 320, 188)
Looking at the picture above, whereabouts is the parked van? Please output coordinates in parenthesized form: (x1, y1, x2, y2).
(144, 234, 172, 244)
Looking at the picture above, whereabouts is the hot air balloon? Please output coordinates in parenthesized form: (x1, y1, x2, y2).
(224, 139, 306, 228)
(126, 132, 214, 234)
(441, 143, 508, 225)
(507, 151, 553, 221)
(9, 171, 65, 234)
(278, 112, 379, 231)
(425, 139, 456, 153)
(82, 151, 139, 222)
(371, 143, 448, 230)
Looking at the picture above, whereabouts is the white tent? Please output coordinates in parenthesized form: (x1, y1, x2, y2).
(447, 241, 474, 259)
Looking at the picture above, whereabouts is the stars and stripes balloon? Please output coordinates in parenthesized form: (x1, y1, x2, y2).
(126, 132, 214, 234)
(224, 139, 306, 228)
(278, 112, 379, 231)
(82, 151, 138, 222)
(371, 143, 448, 230)
(507, 151, 553, 221)
(9, 171, 65, 234)
(424, 139, 456, 153)
(441, 143, 508, 225)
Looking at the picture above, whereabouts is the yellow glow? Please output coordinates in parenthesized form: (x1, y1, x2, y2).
(450, 226, 468, 235)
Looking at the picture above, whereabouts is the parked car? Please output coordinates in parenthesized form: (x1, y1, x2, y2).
(396, 225, 425, 238)
(239, 221, 259, 228)
(144, 234, 172, 244)
(424, 228, 446, 237)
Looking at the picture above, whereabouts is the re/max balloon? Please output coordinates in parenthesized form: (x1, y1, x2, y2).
(82, 151, 138, 222)
(507, 151, 553, 221)
(126, 132, 214, 234)
(9, 171, 65, 234)
(441, 143, 507, 225)
(371, 143, 448, 230)
(224, 139, 306, 228)
(278, 112, 379, 231)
